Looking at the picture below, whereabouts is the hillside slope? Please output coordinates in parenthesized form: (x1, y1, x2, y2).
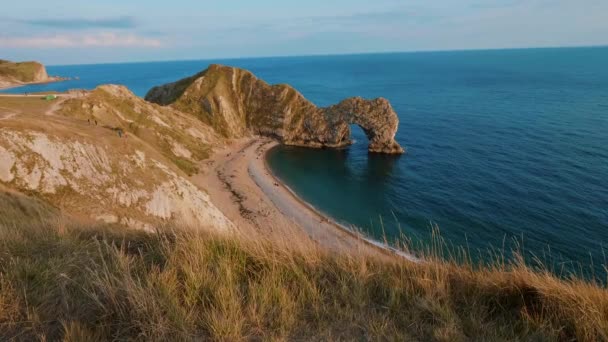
(0, 88, 232, 231)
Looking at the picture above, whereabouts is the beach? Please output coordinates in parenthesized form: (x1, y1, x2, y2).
(194, 137, 417, 259)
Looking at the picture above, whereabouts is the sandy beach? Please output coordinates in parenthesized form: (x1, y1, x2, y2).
(194, 137, 418, 259)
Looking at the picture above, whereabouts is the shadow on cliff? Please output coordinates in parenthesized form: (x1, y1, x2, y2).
(145, 70, 206, 105)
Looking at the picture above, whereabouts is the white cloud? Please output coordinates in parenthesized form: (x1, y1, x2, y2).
(0, 32, 162, 48)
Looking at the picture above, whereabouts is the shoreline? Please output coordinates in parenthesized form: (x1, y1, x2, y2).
(0, 77, 69, 91)
(197, 136, 418, 260)
(258, 141, 419, 261)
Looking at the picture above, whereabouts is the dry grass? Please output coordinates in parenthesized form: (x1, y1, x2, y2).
(1, 192, 607, 341)
(0, 97, 54, 115)
(0, 61, 44, 83)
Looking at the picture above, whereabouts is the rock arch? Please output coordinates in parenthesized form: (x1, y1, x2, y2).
(146, 64, 405, 154)
(324, 97, 404, 154)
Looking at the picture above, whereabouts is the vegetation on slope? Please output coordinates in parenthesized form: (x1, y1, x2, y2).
(58, 85, 217, 175)
(1, 191, 607, 341)
(0, 60, 47, 83)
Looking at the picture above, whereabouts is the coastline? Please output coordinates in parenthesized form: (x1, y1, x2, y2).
(196, 137, 418, 260)
(258, 141, 419, 261)
(0, 77, 69, 91)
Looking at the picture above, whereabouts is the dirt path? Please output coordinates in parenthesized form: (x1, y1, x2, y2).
(0, 112, 18, 120)
(44, 96, 71, 116)
(0, 106, 20, 120)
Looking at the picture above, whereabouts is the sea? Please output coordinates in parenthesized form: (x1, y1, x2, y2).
(4, 47, 607, 278)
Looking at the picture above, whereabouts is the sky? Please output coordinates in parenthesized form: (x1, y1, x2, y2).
(0, 0, 607, 65)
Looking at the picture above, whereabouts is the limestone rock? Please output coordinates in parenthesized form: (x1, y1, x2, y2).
(0, 128, 233, 232)
(58, 84, 222, 175)
(145, 64, 405, 154)
(0, 59, 64, 88)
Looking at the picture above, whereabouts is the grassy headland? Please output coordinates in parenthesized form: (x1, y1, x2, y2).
(0, 60, 67, 89)
(0, 60, 45, 83)
(1, 190, 607, 341)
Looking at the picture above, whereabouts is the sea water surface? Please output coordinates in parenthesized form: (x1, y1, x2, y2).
(4, 48, 608, 276)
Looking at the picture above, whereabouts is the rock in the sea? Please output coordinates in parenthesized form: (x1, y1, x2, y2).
(145, 64, 405, 154)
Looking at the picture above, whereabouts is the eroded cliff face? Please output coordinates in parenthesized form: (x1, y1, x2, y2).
(0, 60, 51, 88)
(0, 128, 233, 232)
(145, 64, 405, 154)
(0, 86, 233, 232)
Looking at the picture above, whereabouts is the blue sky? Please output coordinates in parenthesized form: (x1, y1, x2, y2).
(0, 0, 607, 65)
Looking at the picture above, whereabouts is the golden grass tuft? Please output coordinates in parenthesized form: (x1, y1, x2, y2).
(0, 193, 607, 341)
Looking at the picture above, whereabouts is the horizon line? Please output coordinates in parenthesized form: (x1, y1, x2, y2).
(48, 43, 608, 67)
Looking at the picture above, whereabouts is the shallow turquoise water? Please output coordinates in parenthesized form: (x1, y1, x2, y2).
(4, 48, 607, 276)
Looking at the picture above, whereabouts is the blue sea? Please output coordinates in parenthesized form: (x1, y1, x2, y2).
(4, 47, 608, 276)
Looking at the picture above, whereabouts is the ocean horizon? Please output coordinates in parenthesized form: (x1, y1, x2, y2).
(4, 47, 607, 278)
(29, 44, 608, 68)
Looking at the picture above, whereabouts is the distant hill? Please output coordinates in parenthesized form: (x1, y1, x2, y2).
(0, 59, 64, 89)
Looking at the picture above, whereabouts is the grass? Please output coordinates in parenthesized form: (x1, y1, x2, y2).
(1, 192, 608, 341)
(0, 61, 45, 83)
(0, 97, 54, 115)
(58, 86, 214, 175)
(171, 157, 200, 176)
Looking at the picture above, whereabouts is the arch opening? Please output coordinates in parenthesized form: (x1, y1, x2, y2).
(349, 124, 370, 145)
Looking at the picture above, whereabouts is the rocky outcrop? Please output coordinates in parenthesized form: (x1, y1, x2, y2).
(145, 64, 405, 154)
(0, 59, 66, 89)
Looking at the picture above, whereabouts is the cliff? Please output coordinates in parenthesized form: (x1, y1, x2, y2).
(145, 64, 405, 154)
(0, 86, 232, 232)
(0, 59, 64, 89)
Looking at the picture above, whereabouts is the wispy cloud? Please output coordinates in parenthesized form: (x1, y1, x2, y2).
(14, 16, 137, 29)
(0, 33, 162, 48)
(468, 0, 525, 10)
